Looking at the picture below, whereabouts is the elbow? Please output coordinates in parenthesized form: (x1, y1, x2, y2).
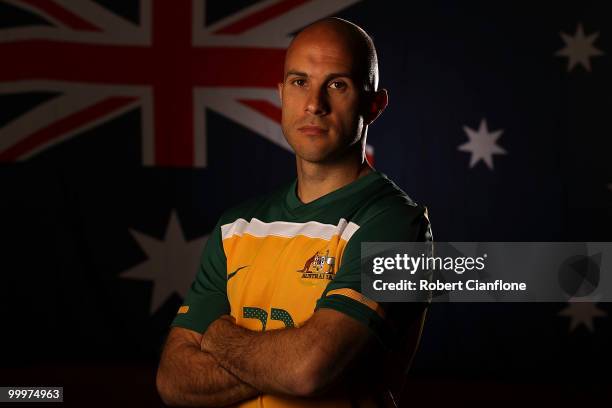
(156, 366, 179, 407)
(290, 376, 322, 398)
(289, 352, 331, 397)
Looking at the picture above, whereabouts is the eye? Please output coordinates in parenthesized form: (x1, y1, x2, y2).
(329, 81, 347, 90)
(291, 78, 306, 87)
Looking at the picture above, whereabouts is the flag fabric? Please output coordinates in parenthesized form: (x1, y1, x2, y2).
(1, 0, 611, 404)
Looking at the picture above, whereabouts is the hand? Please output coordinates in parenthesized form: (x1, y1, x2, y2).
(201, 315, 236, 354)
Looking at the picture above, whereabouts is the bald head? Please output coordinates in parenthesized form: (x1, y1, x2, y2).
(286, 17, 379, 93)
(278, 17, 388, 165)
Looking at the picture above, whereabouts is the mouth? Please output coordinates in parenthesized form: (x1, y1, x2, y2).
(297, 125, 328, 135)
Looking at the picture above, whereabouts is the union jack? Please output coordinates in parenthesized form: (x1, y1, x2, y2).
(0, 0, 375, 168)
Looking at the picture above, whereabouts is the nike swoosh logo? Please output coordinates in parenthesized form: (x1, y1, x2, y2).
(227, 265, 249, 281)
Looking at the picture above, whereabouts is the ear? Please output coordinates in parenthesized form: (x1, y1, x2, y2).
(277, 82, 284, 105)
(363, 89, 388, 126)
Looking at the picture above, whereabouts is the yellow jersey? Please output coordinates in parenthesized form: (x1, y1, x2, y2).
(172, 171, 432, 407)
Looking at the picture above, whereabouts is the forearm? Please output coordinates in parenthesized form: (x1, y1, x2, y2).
(202, 313, 362, 397)
(157, 341, 259, 407)
(204, 324, 308, 395)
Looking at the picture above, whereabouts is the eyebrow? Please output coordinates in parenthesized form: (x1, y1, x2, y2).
(284, 70, 353, 82)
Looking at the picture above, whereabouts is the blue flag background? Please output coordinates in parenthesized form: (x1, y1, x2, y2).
(1, 0, 610, 406)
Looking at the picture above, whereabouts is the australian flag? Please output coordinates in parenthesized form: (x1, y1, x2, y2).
(1, 0, 610, 406)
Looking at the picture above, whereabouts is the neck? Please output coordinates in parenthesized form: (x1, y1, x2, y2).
(295, 145, 373, 204)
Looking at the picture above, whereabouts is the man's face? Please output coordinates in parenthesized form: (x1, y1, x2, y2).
(279, 30, 365, 163)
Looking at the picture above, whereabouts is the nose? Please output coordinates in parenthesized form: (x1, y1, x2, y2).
(305, 87, 329, 116)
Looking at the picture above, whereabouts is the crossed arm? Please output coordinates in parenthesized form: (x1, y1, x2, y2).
(156, 325, 258, 407)
(156, 307, 374, 407)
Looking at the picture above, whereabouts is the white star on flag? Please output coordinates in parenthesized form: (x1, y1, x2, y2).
(458, 119, 507, 170)
(121, 211, 208, 314)
(558, 299, 607, 333)
(555, 23, 605, 72)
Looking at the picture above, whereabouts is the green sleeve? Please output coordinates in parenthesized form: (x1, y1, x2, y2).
(315, 205, 432, 349)
(170, 219, 229, 334)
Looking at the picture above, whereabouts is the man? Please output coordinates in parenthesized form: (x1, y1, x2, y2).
(156, 17, 431, 408)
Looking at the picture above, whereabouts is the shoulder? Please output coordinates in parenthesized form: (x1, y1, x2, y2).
(354, 173, 429, 226)
(217, 180, 292, 227)
(344, 172, 431, 244)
